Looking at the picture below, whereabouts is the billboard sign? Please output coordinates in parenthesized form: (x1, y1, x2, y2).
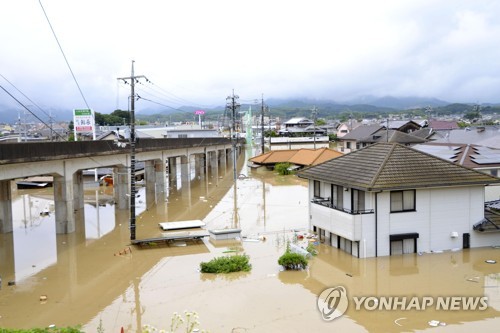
(73, 109, 94, 132)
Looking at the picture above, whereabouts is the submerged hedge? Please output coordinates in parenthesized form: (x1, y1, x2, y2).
(278, 251, 309, 270)
(200, 254, 251, 273)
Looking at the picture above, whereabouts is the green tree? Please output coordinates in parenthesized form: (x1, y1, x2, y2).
(275, 162, 292, 175)
(463, 111, 481, 120)
(315, 119, 326, 126)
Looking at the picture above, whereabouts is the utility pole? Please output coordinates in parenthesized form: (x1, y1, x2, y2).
(260, 94, 265, 154)
(311, 106, 318, 149)
(117, 60, 148, 241)
(226, 90, 240, 181)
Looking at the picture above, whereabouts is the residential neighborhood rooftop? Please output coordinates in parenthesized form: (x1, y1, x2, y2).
(413, 142, 500, 170)
(432, 125, 500, 149)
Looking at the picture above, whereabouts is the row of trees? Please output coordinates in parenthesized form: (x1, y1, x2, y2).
(94, 110, 130, 126)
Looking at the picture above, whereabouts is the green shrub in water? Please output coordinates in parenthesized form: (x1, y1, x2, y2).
(200, 254, 251, 273)
(274, 162, 293, 175)
(278, 251, 308, 270)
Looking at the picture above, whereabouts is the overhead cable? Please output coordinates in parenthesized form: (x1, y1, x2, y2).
(39, 0, 91, 111)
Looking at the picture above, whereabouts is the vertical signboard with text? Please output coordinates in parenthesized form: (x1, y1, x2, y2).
(73, 109, 95, 141)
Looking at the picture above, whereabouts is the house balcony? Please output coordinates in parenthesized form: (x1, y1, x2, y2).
(310, 198, 374, 241)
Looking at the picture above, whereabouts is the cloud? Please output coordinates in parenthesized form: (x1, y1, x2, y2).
(1, 0, 500, 115)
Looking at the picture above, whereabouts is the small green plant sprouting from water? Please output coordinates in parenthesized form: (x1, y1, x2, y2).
(142, 311, 208, 333)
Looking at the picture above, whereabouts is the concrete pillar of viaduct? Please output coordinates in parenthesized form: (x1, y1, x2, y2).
(219, 149, 227, 171)
(53, 174, 76, 234)
(168, 157, 177, 184)
(155, 158, 166, 202)
(144, 159, 167, 208)
(180, 155, 191, 183)
(209, 150, 218, 177)
(194, 153, 203, 180)
(114, 166, 129, 210)
(0, 180, 13, 233)
(73, 170, 84, 211)
(145, 160, 155, 209)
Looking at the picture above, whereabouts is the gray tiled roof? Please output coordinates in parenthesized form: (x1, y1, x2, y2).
(432, 126, 500, 149)
(340, 124, 383, 140)
(359, 129, 428, 144)
(297, 143, 500, 191)
(410, 128, 433, 139)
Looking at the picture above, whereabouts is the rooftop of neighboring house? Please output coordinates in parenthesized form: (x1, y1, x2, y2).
(297, 142, 500, 191)
(412, 142, 500, 170)
(409, 127, 434, 139)
(428, 120, 460, 130)
(278, 125, 327, 135)
(381, 120, 422, 131)
(249, 147, 343, 167)
(431, 126, 500, 149)
(358, 129, 428, 145)
(339, 124, 383, 141)
(284, 117, 313, 126)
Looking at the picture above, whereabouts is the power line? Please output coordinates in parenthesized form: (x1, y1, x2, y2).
(0, 84, 65, 140)
(39, 0, 91, 111)
(136, 95, 198, 114)
(0, 73, 63, 140)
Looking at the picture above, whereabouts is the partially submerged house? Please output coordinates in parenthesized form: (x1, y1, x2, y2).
(297, 143, 500, 258)
(249, 147, 342, 170)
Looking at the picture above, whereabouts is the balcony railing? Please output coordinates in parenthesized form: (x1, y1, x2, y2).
(311, 197, 374, 215)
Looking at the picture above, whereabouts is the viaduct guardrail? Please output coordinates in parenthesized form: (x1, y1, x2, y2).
(0, 137, 236, 164)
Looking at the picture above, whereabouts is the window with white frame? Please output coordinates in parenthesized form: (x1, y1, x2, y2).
(390, 190, 415, 212)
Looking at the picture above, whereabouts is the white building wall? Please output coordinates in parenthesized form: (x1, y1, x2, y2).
(376, 186, 491, 256)
(485, 184, 500, 202)
(308, 180, 499, 258)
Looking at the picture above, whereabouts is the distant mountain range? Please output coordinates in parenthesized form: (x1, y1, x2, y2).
(0, 96, 488, 123)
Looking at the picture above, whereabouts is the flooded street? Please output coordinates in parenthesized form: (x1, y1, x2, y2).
(1, 146, 499, 333)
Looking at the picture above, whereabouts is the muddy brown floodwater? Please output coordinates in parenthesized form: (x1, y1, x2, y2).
(0, 146, 499, 333)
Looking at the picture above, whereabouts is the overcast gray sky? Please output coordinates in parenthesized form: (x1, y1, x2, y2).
(1, 0, 500, 113)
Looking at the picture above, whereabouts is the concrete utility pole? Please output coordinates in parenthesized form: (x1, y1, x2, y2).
(311, 106, 318, 149)
(226, 90, 240, 181)
(117, 60, 148, 241)
(261, 94, 266, 154)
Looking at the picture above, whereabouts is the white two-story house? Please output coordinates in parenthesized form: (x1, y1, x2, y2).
(297, 143, 500, 258)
